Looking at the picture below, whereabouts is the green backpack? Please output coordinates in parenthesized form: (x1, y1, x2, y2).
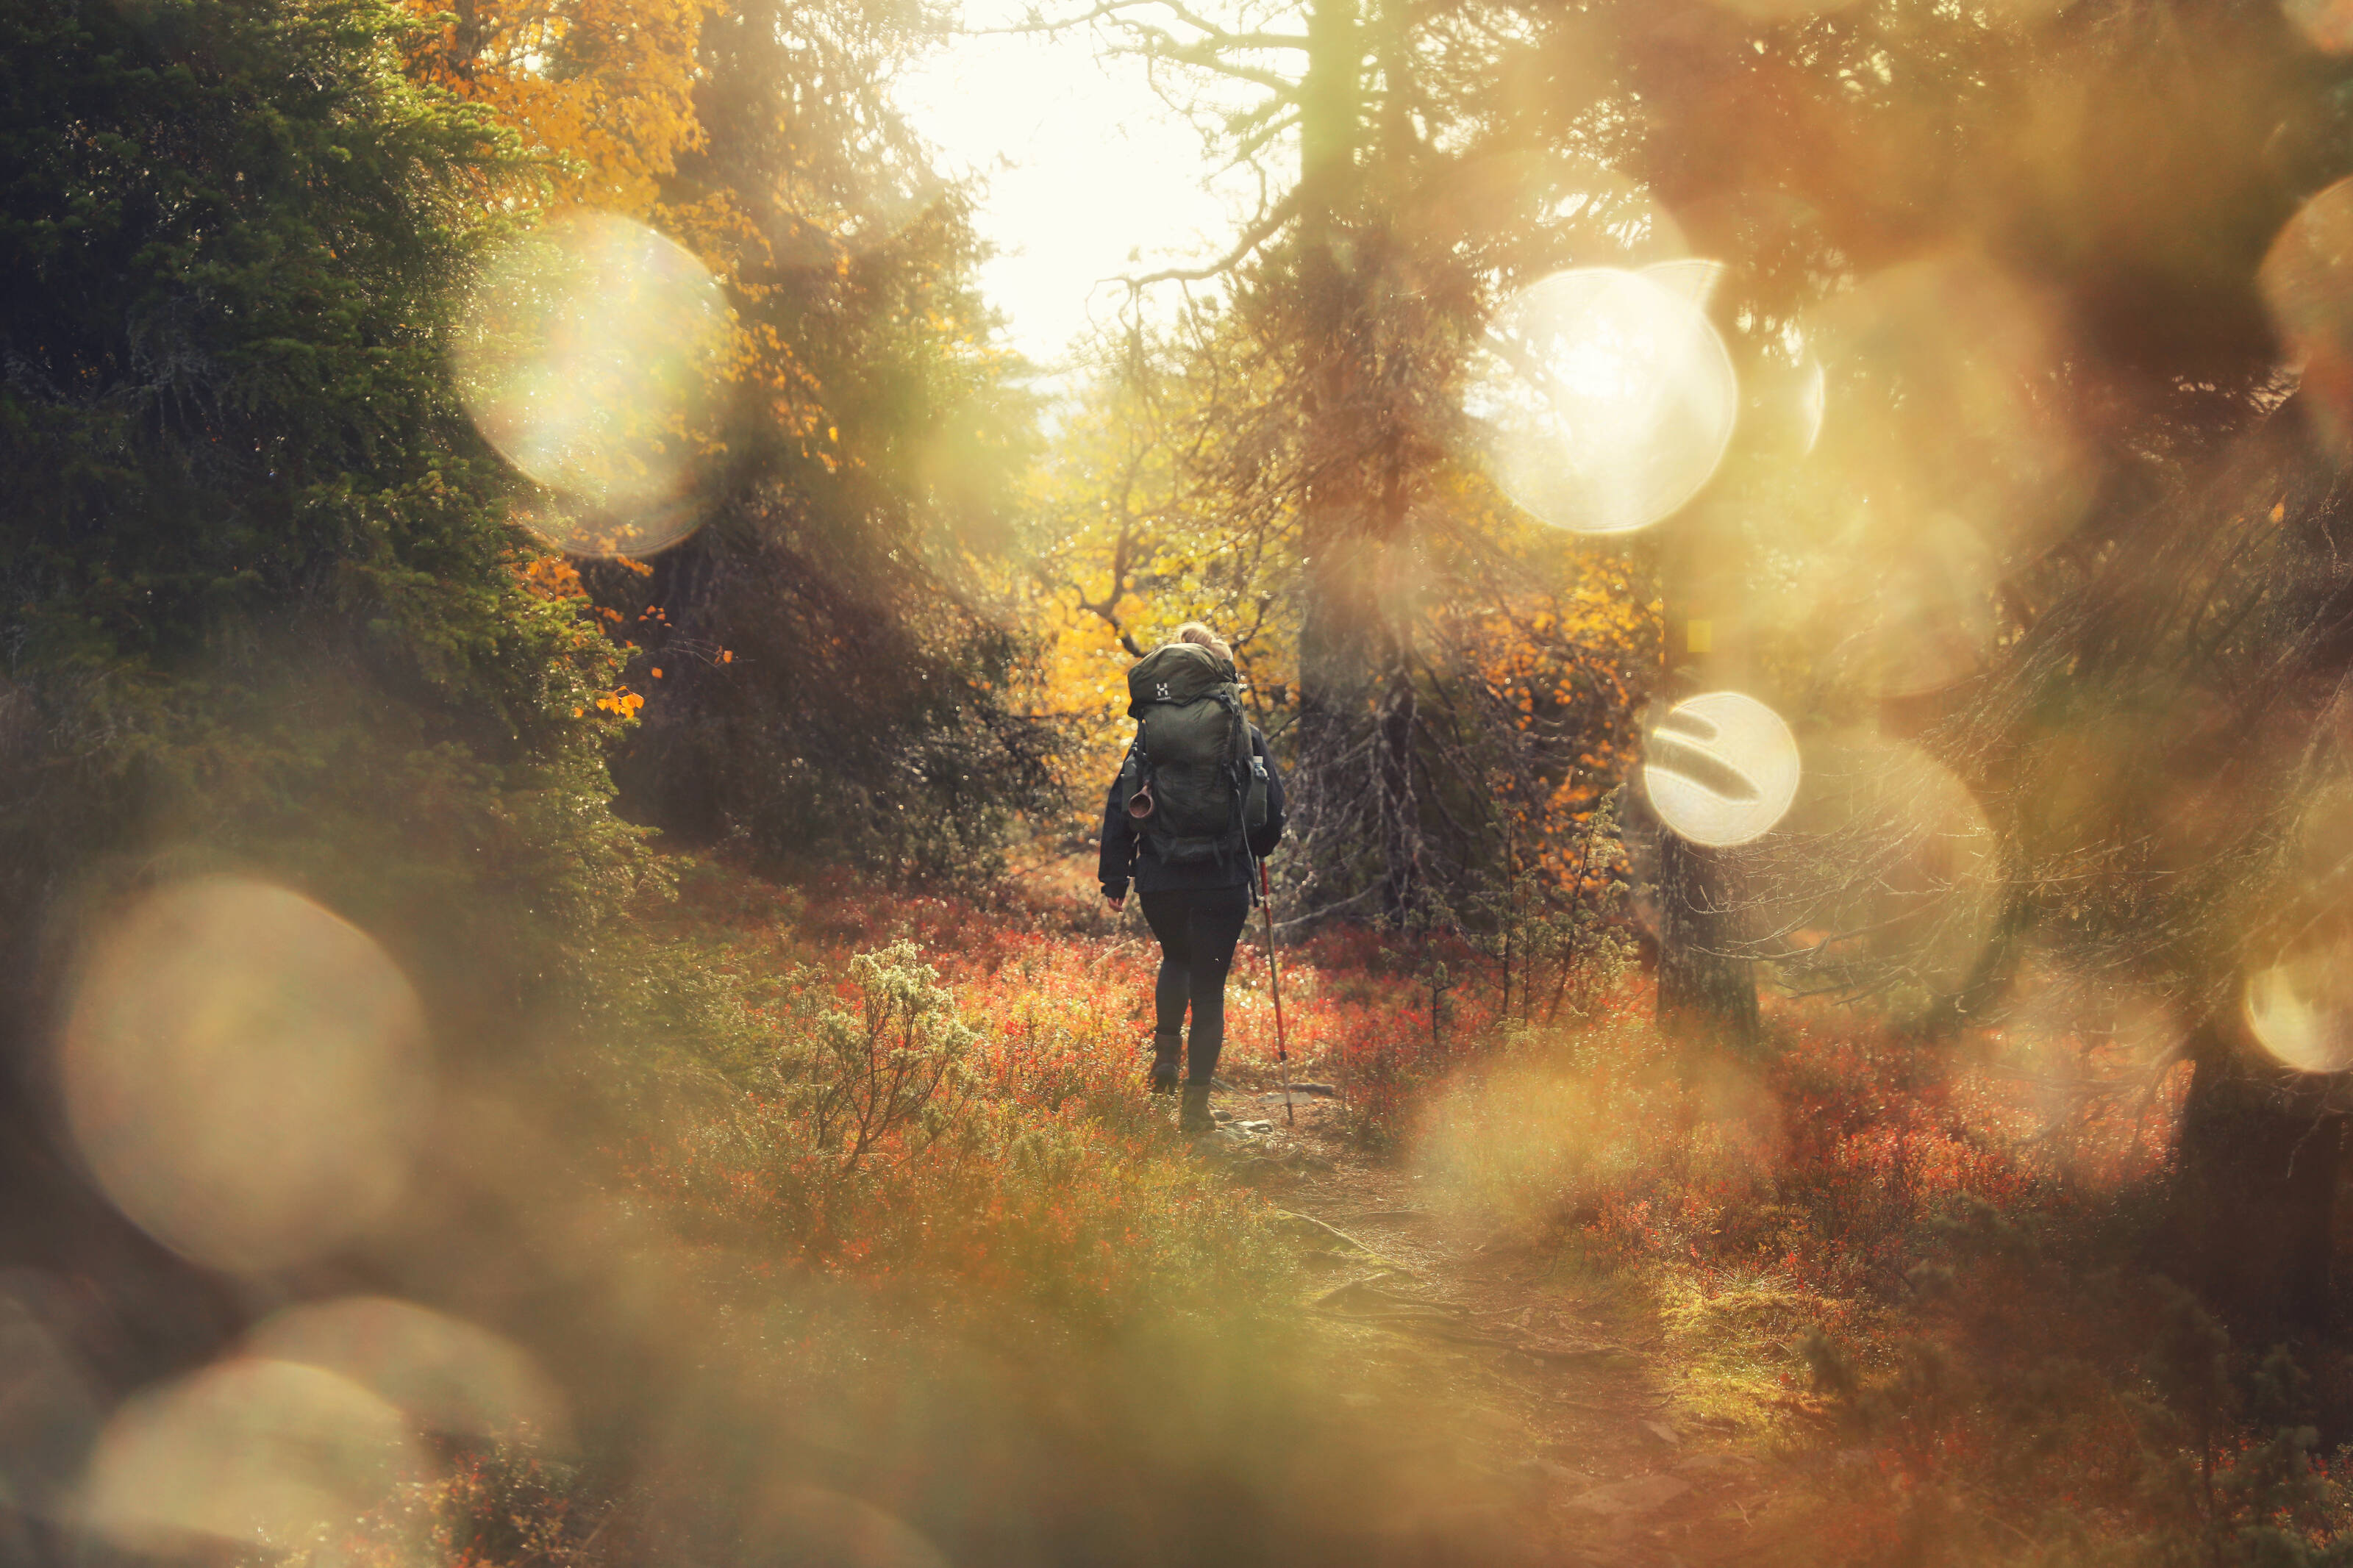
(1118, 643, 1271, 869)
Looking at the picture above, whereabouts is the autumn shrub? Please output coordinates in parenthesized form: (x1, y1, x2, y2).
(1786, 1205, 2353, 1567)
(1405, 983, 2353, 1564)
(599, 898, 1285, 1328)
(1413, 995, 1778, 1254)
(318, 1436, 612, 1568)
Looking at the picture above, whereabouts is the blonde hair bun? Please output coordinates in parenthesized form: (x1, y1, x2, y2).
(1172, 621, 1235, 666)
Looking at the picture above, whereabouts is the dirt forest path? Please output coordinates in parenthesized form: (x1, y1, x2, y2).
(1210, 1087, 1804, 1567)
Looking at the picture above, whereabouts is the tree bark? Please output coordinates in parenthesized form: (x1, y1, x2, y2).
(1377, 662, 1419, 911)
(1290, 0, 1432, 917)
(1652, 824, 1759, 1048)
(2168, 1018, 2345, 1336)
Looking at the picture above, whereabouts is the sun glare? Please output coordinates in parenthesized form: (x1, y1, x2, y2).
(1469, 265, 1740, 535)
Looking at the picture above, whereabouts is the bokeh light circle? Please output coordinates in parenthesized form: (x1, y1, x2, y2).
(78, 1358, 424, 1555)
(2241, 784, 2353, 1073)
(1644, 692, 1802, 848)
(60, 878, 431, 1274)
(2285, 0, 2353, 54)
(1808, 253, 2093, 562)
(2244, 953, 2353, 1073)
(1469, 265, 1739, 534)
(1743, 350, 1825, 458)
(1761, 734, 2004, 1003)
(1759, 510, 1999, 700)
(2262, 176, 2353, 455)
(251, 1296, 571, 1445)
(454, 210, 732, 556)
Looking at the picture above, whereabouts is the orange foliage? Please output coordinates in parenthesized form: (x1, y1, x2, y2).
(397, 0, 716, 216)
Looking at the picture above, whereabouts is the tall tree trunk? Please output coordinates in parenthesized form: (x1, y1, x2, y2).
(1291, 0, 1422, 914)
(1646, 521, 1758, 1046)
(1377, 661, 1419, 910)
(1652, 817, 1759, 1048)
(1289, 0, 1354, 802)
(2168, 1016, 2344, 1335)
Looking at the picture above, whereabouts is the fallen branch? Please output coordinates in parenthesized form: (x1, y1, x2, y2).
(1274, 1210, 1394, 1263)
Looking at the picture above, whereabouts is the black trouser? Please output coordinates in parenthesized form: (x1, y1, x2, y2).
(1138, 884, 1253, 1081)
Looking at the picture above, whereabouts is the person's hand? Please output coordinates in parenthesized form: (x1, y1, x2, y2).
(1105, 891, 1126, 913)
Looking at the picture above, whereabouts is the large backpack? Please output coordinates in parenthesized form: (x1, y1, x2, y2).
(1118, 643, 1270, 869)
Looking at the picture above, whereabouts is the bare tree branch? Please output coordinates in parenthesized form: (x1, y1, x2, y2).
(1113, 186, 1301, 288)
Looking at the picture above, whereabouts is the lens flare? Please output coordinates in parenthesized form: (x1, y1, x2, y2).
(2262, 176, 2353, 455)
(59, 878, 431, 1274)
(2285, 0, 2353, 54)
(1743, 349, 1825, 457)
(251, 1297, 570, 1445)
(454, 210, 732, 557)
(1764, 734, 2004, 1002)
(78, 1358, 424, 1556)
(2242, 784, 2353, 1073)
(1470, 265, 1739, 534)
(2244, 953, 2353, 1073)
(1810, 253, 2092, 562)
(1643, 691, 1802, 848)
(1856, 515, 1999, 698)
(1767, 510, 1999, 699)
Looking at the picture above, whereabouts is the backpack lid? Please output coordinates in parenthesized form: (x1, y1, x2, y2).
(1126, 642, 1237, 717)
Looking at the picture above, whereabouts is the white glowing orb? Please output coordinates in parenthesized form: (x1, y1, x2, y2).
(1644, 692, 1802, 848)
(60, 878, 430, 1274)
(454, 210, 732, 556)
(1857, 512, 1999, 698)
(251, 1297, 571, 1446)
(1810, 254, 2091, 562)
(1471, 265, 1739, 535)
(1749, 733, 2004, 1006)
(1739, 350, 1825, 458)
(2246, 952, 2353, 1074)
(2263, 177, 2353, 457)
(79, 1358, 425, 1556)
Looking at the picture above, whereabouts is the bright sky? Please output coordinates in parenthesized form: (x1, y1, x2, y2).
(893, 1, 1267, 377)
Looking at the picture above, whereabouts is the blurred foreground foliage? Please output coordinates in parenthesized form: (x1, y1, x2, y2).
(584, 879, 1285, 1323)
(0, 0, 654, 1033)
(1407, 972, 2353, 1567)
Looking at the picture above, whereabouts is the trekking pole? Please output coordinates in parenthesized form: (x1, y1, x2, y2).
(1258, 856, 1294, 1126)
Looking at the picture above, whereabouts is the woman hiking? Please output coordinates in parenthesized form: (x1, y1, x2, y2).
(1099, 624, 1287, 1134)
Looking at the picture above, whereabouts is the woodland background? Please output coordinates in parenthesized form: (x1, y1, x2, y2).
(13, 0, 2353, 1561)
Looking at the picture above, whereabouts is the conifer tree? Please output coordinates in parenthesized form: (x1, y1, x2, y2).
(0, 0, 644, 1038)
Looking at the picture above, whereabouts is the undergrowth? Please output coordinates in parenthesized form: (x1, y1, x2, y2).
(291, 853, 2353, 1567)
(1414, 985, 2353, 1566)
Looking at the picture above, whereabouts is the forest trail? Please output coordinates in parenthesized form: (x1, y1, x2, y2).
(1211, 1089, 1806, 1567)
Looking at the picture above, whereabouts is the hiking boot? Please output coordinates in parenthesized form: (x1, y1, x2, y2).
(1149, 1031, 1182, 1093)
(1179, 1080, 1215, 1134)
